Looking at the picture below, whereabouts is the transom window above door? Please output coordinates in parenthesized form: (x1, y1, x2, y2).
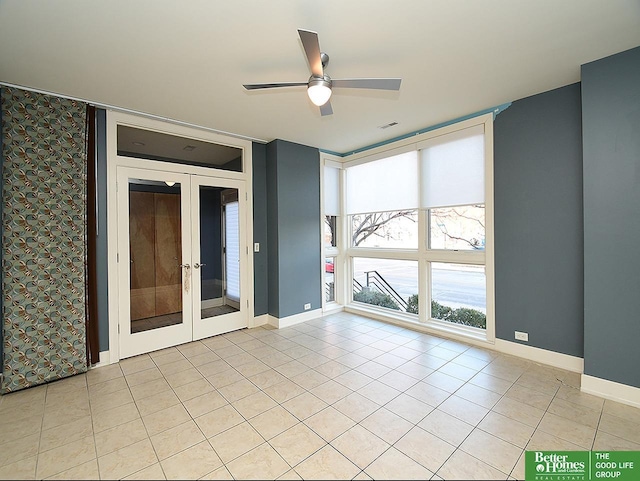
(117, 125, 244, 172)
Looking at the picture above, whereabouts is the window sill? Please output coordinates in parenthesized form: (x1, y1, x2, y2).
(345, 302, 494, 348)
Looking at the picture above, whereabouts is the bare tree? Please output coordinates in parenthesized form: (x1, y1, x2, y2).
(430, 205, 485, 249)
(351, 211, 416, 246)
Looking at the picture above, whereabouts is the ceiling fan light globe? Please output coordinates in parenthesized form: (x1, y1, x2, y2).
(307, 84, 332, 106)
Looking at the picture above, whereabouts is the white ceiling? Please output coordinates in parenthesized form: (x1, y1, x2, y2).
(1, 1, 639, 154)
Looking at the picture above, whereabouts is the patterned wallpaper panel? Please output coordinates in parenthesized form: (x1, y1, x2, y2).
(1, 87, 87, 393)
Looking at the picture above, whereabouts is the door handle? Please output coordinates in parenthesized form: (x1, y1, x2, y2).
(179, 263, 191, 269)
(194, 263, 206, 269)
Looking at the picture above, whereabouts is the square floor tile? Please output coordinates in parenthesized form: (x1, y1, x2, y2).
(438, 395, 489, 425)
(384, 393, 434, 424)
(537, 412, 596, 449)
(195, 404, 245, 439)
(150, 420, 205, 460)
(331, 424, 389, 469)
(304, 406, 355, 442)
(232, 391, 277, 419)
(295, 445, 360, 480)
(183, 390, 228, 418)
(94, 418, 148, 457)
(225, 443, 290, 480)
(394, 426, 456, 473)
(142, 404, 191, 437)
(249, 405, 300, 440)
(478, 411, 534, 448)
(418, 408, 474, 446)
(492, 397, 545, 428)
(263, 379, 306, 403)
(460, 429, 522, 475)
(405, 381, 450, 407)
(333, 392, 381, 423)
(160, 440, 223, 480)
(37, 435, 96, 479)
(208, 422, 265, 463)
(437, 449, 508, 480)
(97, 438, 157, 481)
(360, 407, 413, 444)
(270, 423, 326, 466)
(364, 447, 433, 480)
(282, 392, 328, 421)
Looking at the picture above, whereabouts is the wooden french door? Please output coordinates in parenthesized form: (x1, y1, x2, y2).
(117, 166, 247, 358)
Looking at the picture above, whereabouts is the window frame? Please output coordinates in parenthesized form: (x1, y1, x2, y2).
(338, 114, 495, 344)
(320, 156, 344, 312)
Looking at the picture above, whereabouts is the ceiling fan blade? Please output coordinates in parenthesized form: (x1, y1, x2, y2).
(243, 82, 308, 90)
(320, 101, 333, 116)
(298, 29, 323, 77)
(332, 78, 402, 90)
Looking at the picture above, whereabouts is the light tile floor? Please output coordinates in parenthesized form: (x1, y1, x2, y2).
(1, 312, 640, 480)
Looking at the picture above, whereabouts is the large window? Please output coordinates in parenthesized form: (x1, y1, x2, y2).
(340, 116, 493, 339)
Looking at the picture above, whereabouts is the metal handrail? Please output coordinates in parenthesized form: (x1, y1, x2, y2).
(364, 270, 409, 311)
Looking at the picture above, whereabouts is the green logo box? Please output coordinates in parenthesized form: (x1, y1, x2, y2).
(525, 451, 640, 481)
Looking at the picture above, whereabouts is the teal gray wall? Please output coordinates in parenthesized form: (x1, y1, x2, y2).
(266, 139, 322, 318)
(494, 83, 584, 357)
(582, 46, 640, 388)
(252, 143, 269, 316)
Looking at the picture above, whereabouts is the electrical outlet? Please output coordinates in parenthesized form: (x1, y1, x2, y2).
(254, 243, 260, 252)
(515, 331, 529, 342)
(304, 303, 311, 310)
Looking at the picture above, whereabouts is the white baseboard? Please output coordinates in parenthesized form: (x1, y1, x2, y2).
(581, 374, 640, 409)
(89, 350, 113, 369)
(252, 314, 269, 328)
(494, 339, 584, 373)
(268, 308, 323, 329)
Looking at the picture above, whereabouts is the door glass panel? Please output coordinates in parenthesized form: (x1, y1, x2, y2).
(129, 179, 184, 333)
(198, 186, 240, 319)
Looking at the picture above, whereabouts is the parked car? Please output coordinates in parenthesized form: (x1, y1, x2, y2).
(325, 259, 334, 273)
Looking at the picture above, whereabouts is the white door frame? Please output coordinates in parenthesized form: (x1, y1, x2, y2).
(106, 111, 255, 363)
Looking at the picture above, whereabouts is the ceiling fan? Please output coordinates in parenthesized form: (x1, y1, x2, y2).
(243, 29, 402, 116)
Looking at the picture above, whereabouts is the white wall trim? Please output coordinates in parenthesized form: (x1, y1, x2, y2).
(89, 350, 113, 369)
(252, 314, 269, 328)
(268, 309, 324, 329)
(494, 339, 584, 373)
(581, 374, 640, 409)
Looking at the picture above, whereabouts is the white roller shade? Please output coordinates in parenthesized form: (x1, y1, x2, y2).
(345, 150, 419, 215)
(323, 165, 340, 216)
(420, 124, 485, 208)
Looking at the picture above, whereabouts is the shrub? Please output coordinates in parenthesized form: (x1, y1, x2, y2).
(431, 300, 453, 320)
(405, 297, 487, 329)
(353, 289, 400, 310)
(431, 300, 486, 329)
(406, 294, 419, 314)
(450, 307, 486, 328)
